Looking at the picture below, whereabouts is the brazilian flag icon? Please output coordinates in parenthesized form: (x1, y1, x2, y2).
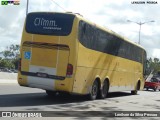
(14, 0, 20, 5)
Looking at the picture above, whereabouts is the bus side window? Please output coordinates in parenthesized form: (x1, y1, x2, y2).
(83, 23, 86, 34)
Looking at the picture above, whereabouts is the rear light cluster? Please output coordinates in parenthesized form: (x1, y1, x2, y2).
(18, 58, 21, 71)
(66, 64, 73, 77)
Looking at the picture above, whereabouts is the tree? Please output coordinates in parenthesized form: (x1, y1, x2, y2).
(0, 44, 20, 70)
(147, 57, 160, 74)
(0, 59, 14, 69)
(154, 58, 159, 63)
(3, 44, 20, 59)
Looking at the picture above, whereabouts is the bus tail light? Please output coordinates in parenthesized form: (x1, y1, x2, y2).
(66, 64, 73, 77)
(18, 58, 21, 71)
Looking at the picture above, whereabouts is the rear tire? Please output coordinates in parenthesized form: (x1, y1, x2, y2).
(46, 90, 57, 97)
(131, 90, 137, 95)
(131, 81, 140, 95)
(88, 80, 98, 100)
(98, 80, 109, 99)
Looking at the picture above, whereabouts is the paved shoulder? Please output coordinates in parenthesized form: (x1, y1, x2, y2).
(0, 72, 17, 84)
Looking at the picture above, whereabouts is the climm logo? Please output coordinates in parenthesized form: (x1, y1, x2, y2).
(34, 17, 62, 30)
(34, 18, 58, 27)
(1, 0, 20, 5)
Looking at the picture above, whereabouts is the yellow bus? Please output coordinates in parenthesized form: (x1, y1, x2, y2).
(18, 12, 147, 100)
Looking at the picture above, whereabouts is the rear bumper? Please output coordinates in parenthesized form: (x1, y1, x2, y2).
(18, 73, 74, 93)
(21, 71, 65, 80)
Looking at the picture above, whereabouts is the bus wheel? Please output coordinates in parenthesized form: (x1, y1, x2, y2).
(88, 80, 98, 100)
(131, 81, 140, 95)
(46, 90, 57, 97)
(99, 80, 108, 99)
(131, 90, 137, 95)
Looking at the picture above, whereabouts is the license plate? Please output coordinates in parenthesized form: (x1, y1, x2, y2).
(37, 73, 47, 78)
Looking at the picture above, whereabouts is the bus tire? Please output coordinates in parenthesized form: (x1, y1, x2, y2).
(98, 80, 109, 99)
(131, 90, 137, 95)
(131, 81, 140, 95)
(46, 90, 57, 97)
(88, 80, 99, 100)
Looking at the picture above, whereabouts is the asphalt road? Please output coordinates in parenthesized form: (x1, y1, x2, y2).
(0, 84, 160, 120)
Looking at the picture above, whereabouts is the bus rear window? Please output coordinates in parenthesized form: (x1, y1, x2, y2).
(26, 13, 75, 36)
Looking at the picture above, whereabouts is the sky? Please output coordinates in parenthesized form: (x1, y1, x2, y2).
(0, 0, 160, 59)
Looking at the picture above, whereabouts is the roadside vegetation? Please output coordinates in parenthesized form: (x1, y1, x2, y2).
(147, 57, 160, 75)
(0, 44, 19, 72)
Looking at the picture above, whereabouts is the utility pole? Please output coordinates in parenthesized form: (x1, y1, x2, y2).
(26, 0, 29, 16)
(127, 20, 155, 44)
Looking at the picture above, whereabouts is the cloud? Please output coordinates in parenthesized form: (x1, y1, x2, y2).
(153, 49, 160, 58)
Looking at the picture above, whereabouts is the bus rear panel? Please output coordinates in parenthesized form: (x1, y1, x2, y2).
(18, 12, 77, 93)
